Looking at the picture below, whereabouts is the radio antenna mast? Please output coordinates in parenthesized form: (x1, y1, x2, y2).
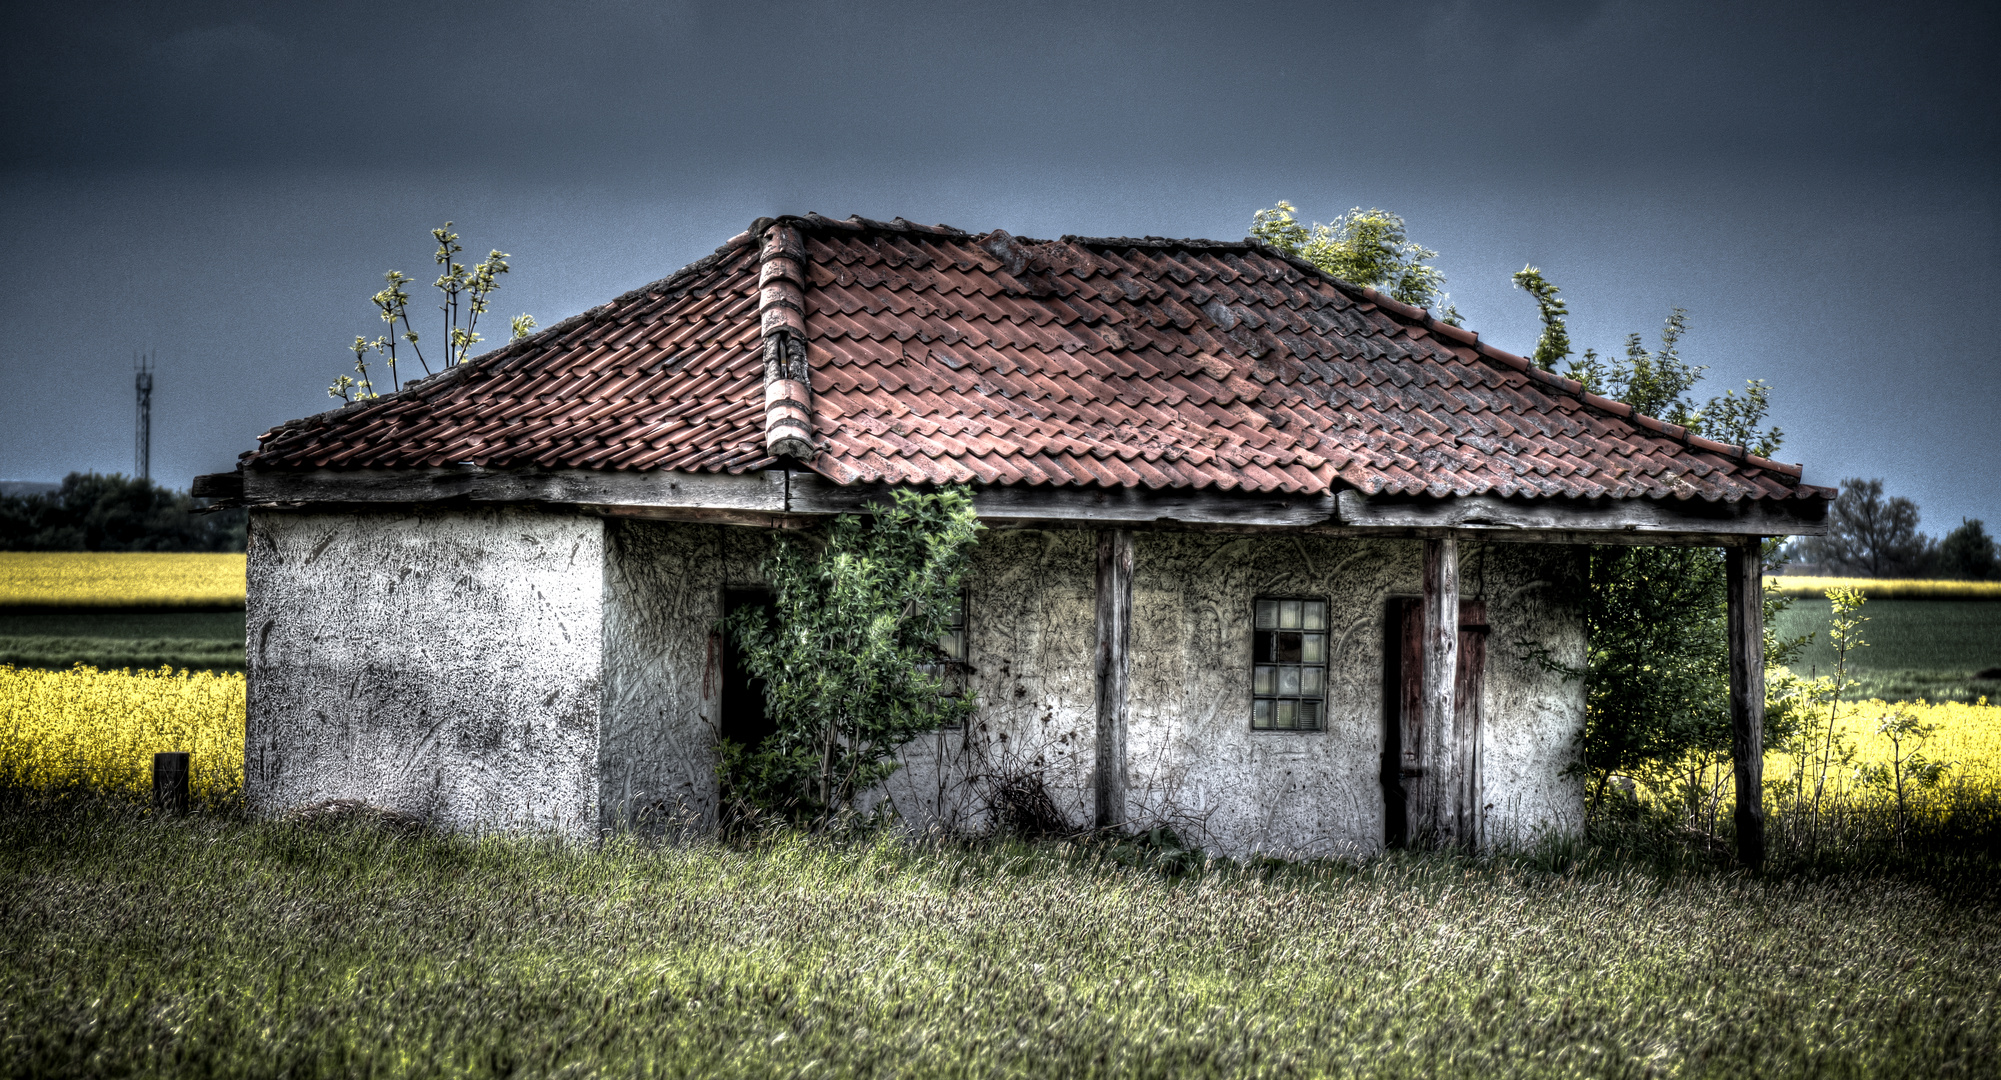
(134, 351, 154, 482)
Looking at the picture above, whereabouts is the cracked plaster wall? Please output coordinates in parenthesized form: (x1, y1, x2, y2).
(247, 511, 1584, 855)
(881, 531, 1587, 858)
(245, 507, 604, 837)
(599, 519, 770, 832)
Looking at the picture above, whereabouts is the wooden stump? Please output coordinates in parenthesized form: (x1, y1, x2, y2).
(153, 752, 190, 816)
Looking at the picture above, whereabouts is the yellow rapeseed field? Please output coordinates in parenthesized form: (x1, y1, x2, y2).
(0, 551, 246, 608)
(0, 664, 245, 800)
(1765, 575, 2001, 600)
(1791, 696, 2001, 786)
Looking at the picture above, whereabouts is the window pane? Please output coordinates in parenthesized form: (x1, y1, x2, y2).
(940, 630, 963, 660)
(1274, 632, 1301, 662)
(1300, 667, 1322, 695)
(1255, 600, 1277, 629)
(1300, 633, 1324, 664)
(1302, 601, 1325, 630)
(1279, 599, 1302, 629)
(1253, 698, 1272, 728)
(1297, 701, 1319, 729)
(1254, 665, 1275, 695)
(1278, 666, 1300, 695)
(1275, 699, 1296, 726)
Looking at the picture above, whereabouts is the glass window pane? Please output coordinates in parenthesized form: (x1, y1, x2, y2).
(1275, 699, 1296, 725)
(1279, 599, 1301, 629)
(1300, 633, 1324, 664)
(1303, 601, 1325, 630)
(1278, 666, 1300, 695)
(1297, 701, 1319, 729)
(1254, 665, 1275, 695)
(1252, 698, 1272, 728)
(940, 631, 963, 660)
(1274, 632, 1301, 662)
(1256, 600, 1277, 628)
(1300, 667, 1322, 695)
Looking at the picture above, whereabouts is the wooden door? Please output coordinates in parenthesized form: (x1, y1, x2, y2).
(1385, 598, 1488, 847)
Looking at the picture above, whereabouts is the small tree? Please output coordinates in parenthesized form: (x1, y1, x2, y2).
(1251, 201, 1461, 323)
(1805, 479, 1933, 577)
(724, 487, 982, 823)
(1937, 519, 1996, 581)
(1857, 706, 1950, 848)
(329, 223, 532, 403)
(1508, 266, 1803, 828)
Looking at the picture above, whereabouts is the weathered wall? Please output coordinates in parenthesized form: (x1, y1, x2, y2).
(873, 530, 1100, 833)
(250, 509, 1584, 854)
(598, 519, 769, 832)
(883, 531, 1587, 858)
(245, 507, 605, 836)
(1468, 542, 1591, 848)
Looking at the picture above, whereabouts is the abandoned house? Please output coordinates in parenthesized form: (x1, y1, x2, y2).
(197, 214, 1831, 861)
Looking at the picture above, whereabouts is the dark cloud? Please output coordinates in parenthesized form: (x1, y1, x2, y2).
(6, 1, 1993, 177)
(1, 1, 1996, 529)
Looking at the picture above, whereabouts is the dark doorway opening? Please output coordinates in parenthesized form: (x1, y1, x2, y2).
(720, 588, 777, 749)
(1383, 597, 1488, 848)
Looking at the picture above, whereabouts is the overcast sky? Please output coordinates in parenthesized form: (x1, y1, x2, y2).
(2, 1, 1995, 531)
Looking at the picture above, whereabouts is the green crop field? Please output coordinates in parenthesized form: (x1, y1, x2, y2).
(0, 610, 246, 673)
(1772, 598, 2001, 703)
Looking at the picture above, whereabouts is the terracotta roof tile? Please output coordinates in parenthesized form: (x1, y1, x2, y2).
(243, 215, 1829, 505)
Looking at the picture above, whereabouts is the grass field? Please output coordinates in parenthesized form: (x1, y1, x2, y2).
(1772, 598, 2001, 702)
(0, 551, 246, 610)
(0, 804, 1995, 1080)
(0, 610, 247, 672)
(2, 659, 1998, 1077)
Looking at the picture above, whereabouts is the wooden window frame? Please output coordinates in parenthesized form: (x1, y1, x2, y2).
(1250, 596, 1330, 733)
(919, 591, 971, 712)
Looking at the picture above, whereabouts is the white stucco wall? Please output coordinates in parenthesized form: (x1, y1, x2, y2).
(875, 530, 1101, 833)
(598, 519, 769, 832)
(245, 507, 605, 837)
(879, 531, 1588, 858)
(247, 509, 1583, 855)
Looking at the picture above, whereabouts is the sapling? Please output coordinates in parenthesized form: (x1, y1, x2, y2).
(329, 223, 526, 402)
(1781, 585, 1865, 854)
(1857, 706, 1950, 846)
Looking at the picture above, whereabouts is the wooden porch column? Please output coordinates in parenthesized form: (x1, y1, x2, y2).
(1094, 529, 1133, 830)
(1419, 537, 1461, 846)
(1726, 538, 1767, 871)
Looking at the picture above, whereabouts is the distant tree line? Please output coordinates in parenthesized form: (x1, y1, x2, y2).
(0, 473, 245, 552)
(1787, 479, 1996, 580)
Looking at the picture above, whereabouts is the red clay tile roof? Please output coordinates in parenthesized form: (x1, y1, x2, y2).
(247, 214, 1830, 504)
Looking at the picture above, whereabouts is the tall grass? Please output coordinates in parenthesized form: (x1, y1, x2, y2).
(0, 799, 1995, 1080)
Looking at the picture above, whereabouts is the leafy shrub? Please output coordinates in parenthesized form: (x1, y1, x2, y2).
(722, 487, 981, 824)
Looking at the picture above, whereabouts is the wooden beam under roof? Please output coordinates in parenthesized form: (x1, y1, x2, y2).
(211, 467, 1827, 541)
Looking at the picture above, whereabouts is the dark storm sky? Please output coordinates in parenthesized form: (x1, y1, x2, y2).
(3, 1, 1995, 531)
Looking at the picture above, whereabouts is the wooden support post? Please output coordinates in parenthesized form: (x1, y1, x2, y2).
(1726, 538, 1767, 872)
(153, 752, 189, 816)
(1094, 529, 1133, 830)
(1419, 537, 1460, 846)
(1455, 599, 1488, 851)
